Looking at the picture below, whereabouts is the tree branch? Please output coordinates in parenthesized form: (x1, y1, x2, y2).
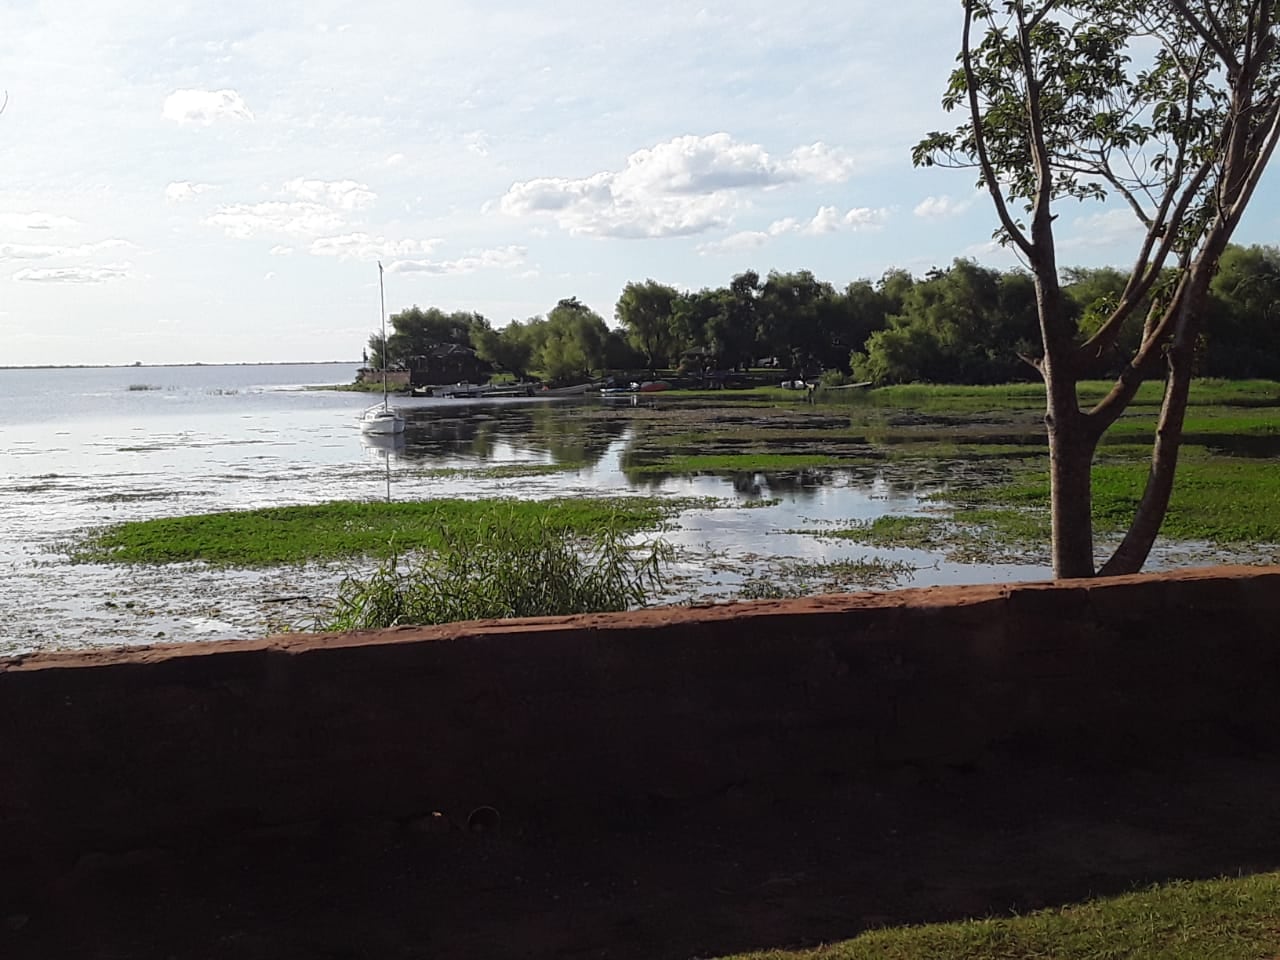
(1168, 0, 1241, 76)
(962, 0, 1035, 260)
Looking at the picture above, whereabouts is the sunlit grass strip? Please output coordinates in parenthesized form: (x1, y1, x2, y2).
(70, 497, 683, 567)
(716, 872, 1280, 960)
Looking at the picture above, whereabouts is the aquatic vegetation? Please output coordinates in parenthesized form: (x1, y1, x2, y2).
(739, 557, 917, 598)
(69, 497, 686, 566)
(321, 519, 673, 630)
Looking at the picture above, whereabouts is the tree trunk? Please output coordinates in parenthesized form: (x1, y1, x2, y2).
(1047, 415, 1098, 578)
(1099, 342, 1194, 575)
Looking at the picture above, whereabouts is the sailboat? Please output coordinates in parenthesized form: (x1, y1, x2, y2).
(360, 261, 406, 435)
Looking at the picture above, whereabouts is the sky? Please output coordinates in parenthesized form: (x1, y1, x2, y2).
(3, 1, 1278, 367)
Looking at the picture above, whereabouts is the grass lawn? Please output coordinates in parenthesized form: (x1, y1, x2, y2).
(717, 872, 1280, 960)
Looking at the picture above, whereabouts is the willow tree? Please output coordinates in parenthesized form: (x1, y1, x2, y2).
(916, 1, 1280, 577)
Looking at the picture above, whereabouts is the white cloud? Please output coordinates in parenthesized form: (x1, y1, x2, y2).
(697, 205, 890, 255)
(308, 233, 441, 261)
(696, 230, 771, 255)
(269, 245, 294, 256)
(499, 133, 858, 239)
(204, 202, 346, 239)
(0, 212, 80, 231)
(388, 245, 526, 275)
(162, 89, 255, 126)
(385, 153, 406, 167)
(1061, 208, 1144, 249)
(0, 239, 133, 261)
(842, 206, 891, 229)
(165, 181, 216, 203)
(914, 194, 972, 219)
(283, 178, 377, 212)
(804, 206, 844, 234)
(13, 264, 132, 284)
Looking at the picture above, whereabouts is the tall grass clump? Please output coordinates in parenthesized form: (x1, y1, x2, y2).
(322, 512, 673, 630)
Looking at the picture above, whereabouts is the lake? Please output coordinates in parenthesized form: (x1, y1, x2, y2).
(1, 363, 1052, 654)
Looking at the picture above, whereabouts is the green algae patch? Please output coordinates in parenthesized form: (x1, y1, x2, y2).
(625, 452, 852, 475)
(70, 497, 684, 567)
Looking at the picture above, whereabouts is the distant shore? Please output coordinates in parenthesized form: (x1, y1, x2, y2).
(0, 360, 361, 371)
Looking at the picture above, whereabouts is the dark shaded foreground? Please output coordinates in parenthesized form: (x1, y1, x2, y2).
(5, 753, 1279, 960)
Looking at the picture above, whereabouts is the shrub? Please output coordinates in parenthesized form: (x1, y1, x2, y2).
(321, 513, 673, 630)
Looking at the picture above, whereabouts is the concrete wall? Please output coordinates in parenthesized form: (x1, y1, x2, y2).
(3, 566, 1279, 887)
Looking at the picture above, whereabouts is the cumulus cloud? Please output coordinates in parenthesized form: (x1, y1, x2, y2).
(13, 264, 132, 284)
(165, 181, 215, 203)
(309, 233, 441, 261)
(204, 201, 346, 239)
(697, 205, 889, 255)
(913, 194, 972, 219)
(269, 245, 294, 256)
(499, 133, 858, 239)
(163, 89, 254, 126)
(387, 245, 526, 275)
(0, 212, 80, 231)
(283, 178, 377, 211)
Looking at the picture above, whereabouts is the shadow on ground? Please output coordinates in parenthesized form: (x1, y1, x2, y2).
(5, 752, 1279, 960)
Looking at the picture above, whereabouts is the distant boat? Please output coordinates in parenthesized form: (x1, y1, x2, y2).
(360, 262, 406, 435)
(540, 381, 598, 396)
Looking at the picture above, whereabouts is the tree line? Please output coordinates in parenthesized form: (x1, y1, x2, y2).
(369, 243, 1280, 384)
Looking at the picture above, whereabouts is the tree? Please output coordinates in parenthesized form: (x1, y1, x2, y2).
(916, 0, 1280, 578)
(852, 261, 1039, 383)
(473, 320, 536, 379)
(616, 280, 680, 374)
(539, 297, 611, 381)
(1202, 244, 1280, 378)
(381, 306, 482, 365)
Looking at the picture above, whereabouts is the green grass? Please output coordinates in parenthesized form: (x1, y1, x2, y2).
(717, 872, 1280, 960)
(825, 378, 1280, 414)
(69, 497, 685, 566)
(948, 457, 1280, 544)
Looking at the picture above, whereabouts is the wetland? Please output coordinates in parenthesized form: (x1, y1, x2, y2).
(3, 364, 1277, 654)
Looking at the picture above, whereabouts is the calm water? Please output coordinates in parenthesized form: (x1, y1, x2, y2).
(1, 363, 1052, 654)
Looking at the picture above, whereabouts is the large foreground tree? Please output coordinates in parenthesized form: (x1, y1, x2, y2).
(917, 0, 1280, 578)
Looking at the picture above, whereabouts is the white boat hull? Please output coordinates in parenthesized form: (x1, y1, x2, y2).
(360, 406, 406, 434)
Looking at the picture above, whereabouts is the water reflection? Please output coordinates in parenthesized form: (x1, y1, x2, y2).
(394, 400, 628, 468)
(359, 433, 403, 502)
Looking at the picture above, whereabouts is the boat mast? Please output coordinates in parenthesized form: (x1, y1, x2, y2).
(378, 260, 388, 410)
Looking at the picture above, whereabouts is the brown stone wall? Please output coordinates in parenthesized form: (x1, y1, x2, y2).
(3, 566, 1279, 888)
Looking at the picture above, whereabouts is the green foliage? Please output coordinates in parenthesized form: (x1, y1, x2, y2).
(718, 872, 1280, 960)
(851, 260, 1040, 385)
(70, 497, 682, 566)
(321, 517, 673, 629)
(616, 279, 681, 372)
(1202, 245, 1280, 379)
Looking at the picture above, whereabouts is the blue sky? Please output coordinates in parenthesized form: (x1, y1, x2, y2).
(3, 0, 1278, 366)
